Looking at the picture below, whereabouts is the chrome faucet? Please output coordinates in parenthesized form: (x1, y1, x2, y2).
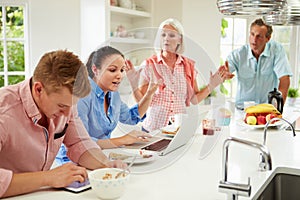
(259, 117, 296, 171)
(219, 137, 272, 200)
(263, 117, 295, 146)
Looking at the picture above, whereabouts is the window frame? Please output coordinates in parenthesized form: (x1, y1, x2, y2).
(0, 1, 29, 87)
(262, 25, 298, 88)
(220, 17, 248, 99)
(289, 26, 300, 88)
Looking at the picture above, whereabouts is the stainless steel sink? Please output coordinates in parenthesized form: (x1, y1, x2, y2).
(253, 167, 300, 200)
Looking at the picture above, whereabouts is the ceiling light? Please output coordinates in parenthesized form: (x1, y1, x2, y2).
(217, 0, 287, 16)
(263, 2, 300, 25)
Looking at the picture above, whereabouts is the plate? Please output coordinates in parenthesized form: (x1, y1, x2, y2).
(105, 149, 158, 164)
(238, 119, 284, 129)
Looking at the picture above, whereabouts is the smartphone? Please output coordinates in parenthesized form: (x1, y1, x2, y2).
(63, 180, 91, 193)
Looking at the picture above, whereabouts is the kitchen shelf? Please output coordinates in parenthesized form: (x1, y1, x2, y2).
(109, 37, 150, 44)
(80, 0, 153, 62)
(110, 6, 151, 18)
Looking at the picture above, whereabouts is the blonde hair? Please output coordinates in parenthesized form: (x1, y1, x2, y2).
(33, 50, 91, 98)
(154, 18, 185, 54)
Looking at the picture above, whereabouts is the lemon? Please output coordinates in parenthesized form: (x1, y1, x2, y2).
(246, 116, 257, 125)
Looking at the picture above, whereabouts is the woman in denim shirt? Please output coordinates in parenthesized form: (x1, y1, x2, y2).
(56, 46, 159, 164)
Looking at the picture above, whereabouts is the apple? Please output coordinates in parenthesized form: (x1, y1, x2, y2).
(266, 113, 278, 124)
(246, 116, 257, 125)
(245, 113, 255, 117)
(257, 115, 267, 125)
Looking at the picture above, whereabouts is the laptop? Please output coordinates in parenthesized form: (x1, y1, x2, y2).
(126, 106, 207, 156)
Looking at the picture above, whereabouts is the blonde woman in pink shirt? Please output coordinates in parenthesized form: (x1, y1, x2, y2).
(130, 18, 234, 132)
(0, 50, 125, 198)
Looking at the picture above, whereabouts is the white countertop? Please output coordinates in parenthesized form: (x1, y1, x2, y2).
(4, 105, 300, 200)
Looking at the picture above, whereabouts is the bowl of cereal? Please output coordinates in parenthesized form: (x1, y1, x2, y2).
(88, 168, 130, 199)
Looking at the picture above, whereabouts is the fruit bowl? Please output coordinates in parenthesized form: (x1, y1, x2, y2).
(244, 113, 282, 126)
(243, 103, 282, 127)
(241, 119, 284, 129)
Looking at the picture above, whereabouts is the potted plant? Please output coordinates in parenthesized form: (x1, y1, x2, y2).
(287, 87, 299, 106)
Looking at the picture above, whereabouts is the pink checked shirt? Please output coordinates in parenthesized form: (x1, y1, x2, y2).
(0, 79, 99, 197)
(141, 53, 197, 132)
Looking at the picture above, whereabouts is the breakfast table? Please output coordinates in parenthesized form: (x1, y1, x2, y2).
(4, 104, 300, 200)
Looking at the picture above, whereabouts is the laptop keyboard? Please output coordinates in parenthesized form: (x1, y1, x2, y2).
(141, 139, 171, 151)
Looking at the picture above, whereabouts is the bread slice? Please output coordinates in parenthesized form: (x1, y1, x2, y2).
(162, 126, 180, 135)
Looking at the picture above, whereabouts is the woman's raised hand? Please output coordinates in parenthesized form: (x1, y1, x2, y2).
(146, 66, 163, 96)
(125, 59, 142, 92)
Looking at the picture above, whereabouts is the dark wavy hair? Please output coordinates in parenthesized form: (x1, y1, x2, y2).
(86, 46, 124, 78)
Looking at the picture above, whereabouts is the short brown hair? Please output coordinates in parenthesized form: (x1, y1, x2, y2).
(33, 50, 91, 98)
(251, 18, 273, 38)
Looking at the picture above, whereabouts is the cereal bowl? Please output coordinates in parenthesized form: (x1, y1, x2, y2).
(88, 168, 130, 199)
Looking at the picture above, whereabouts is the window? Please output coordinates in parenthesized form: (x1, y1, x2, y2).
(279, 26, 300, 88)
(220, 17, 247, 98)
(272, 26, 291, 59)
(292, 26, 300, 88)
(0, 2, 28, 87)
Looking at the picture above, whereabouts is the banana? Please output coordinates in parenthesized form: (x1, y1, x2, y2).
(245, 103, 281, 115)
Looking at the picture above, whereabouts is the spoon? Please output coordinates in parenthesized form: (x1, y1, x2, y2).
(115, 155, 137, 179)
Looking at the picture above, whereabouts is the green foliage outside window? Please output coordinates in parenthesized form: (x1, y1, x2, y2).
(7, 41, 24, 72)
(288, 88, 299, 98)
(0, 44, 3, 72)
(0, 76, 3, 86)
(221, 18, 228, 38)
(220, 18, 229, 96)
(0, 6, 25, 87)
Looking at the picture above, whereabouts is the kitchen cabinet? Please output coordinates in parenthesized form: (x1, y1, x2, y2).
(108, 0, 156, 95)
(108, 0, 155, 66)
(80, 0, 155, 65)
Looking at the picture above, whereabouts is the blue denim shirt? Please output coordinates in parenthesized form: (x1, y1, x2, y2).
(78, 77, 144, 141)
(55, 77, 145, 165)
(227, 40, 292, 109)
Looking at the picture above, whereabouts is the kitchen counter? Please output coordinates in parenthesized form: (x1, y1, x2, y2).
(4, 105, 300, 200)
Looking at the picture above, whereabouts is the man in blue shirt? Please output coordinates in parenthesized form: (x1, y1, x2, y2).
(225, 18, 292, 109)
